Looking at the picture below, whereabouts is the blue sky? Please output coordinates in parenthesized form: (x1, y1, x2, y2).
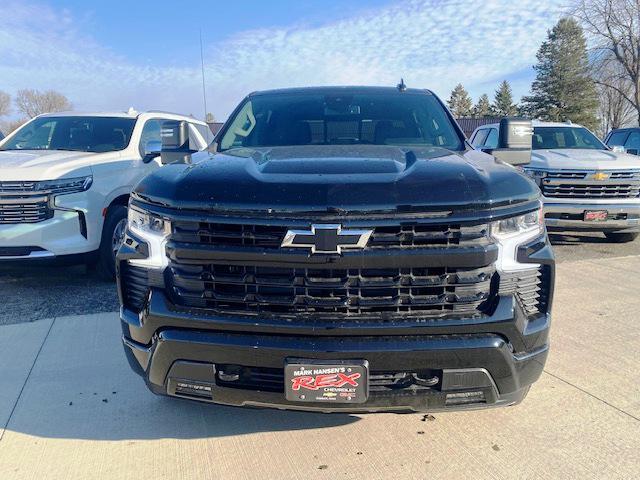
(0, 0, 564, 121)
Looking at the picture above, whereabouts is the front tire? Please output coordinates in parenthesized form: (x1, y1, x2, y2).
(96, 205, 128, 280)
(604, 231, 639, 243)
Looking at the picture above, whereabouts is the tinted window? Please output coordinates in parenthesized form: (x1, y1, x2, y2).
(1, 116, 136, 153)
(484, 128, 499, 149)
(532, 127, 606, 150)
(471, 129, 489, 147)
(625, 132, 640, 151)
(219, 91, 463, 151)
(607, 131, 629, 147)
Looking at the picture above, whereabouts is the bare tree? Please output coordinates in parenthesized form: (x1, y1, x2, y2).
(0, 118, 28, 135)
(15, 89, 72, 118)
(0, 90, 10, 117)
(597, 70, 635, 136)
(573, 0, 640, 124)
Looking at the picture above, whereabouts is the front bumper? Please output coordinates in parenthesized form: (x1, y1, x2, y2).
(544, 200, 640, 232)
(122, 314, 545, 412)
(0, 210, 96, 259)
(120, 234, 553, 413)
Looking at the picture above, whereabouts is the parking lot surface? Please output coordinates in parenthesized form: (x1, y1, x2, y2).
(0, 238, 639, 479)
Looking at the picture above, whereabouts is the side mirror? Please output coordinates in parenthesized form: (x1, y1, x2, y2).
(485, 118, 533, 166)
(626, 148, 639, 156)
(160, 120, 195, 165)
(142, 140, 162, 163)
(611, 145, 626, 153)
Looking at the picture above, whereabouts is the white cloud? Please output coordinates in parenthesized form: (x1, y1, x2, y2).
(0, 0, 564, 120)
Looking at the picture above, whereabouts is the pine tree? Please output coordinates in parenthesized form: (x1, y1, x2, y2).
(447, 84, 473, 117)
(492, 81, 518, 117)
(522, 17, 598, 129)
(472, 94, 492, 118)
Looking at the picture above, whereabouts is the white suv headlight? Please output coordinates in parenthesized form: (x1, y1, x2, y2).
(38, 175, 93, 195)
(127, 204, 171, 268)
(491, 207, 544, 272)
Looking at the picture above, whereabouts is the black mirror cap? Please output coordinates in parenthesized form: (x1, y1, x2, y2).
(492, 117, 533, 166)
(160, 120, 194, 165)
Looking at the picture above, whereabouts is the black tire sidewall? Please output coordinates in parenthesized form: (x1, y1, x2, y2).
(97, 204, 128, 280)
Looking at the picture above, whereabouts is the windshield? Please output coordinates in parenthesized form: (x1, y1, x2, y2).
(0, 116, 136, 153)
(532, 126, 606, 151)
(219, 91, 463, 151)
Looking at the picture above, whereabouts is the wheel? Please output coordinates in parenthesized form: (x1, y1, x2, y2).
(603, 231, 639, 243)
(95, 204, 128, 280)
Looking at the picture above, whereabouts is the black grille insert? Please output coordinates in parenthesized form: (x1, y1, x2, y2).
(170, 264, 495, 317)
(172, 221, 490, 250)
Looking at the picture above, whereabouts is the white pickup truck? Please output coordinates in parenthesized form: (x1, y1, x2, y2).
(471, 120, 640, 242)
(0, 110, 211, 278)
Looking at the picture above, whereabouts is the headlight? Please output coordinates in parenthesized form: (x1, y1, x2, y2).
(491, 209, 543, 240)
(128, 205, 171, 236)
(38, 176, 93, 194)
(127, 204, 171, 268)
(521, 168, 546, 186)
(491, 208, 544, 272)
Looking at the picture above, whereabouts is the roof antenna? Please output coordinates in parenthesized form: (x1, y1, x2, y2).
(397, 78, 407, 92)
(199, 29, 208, 122)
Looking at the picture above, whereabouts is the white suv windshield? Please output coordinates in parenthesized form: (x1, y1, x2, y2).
(532, 126, 606, 150)
(1, 116, 136, 153)
(219, 91, 463, 151)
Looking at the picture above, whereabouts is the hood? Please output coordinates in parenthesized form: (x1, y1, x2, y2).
(0, 149, 112, 180)
(531, 149, 640, 171)
(134, 145, 538, 215)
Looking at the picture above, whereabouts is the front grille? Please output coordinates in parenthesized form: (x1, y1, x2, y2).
(0, 200, 53, 224)
(543, 183, 640, 198)
(498, 267, 550, 317)
(171, 221, 490, 249)
(170, 264, 495, 318)
(215, 365, 441, 393)
(0, 181, 53, 224)
(542, 170, 640, 199)
(0, 181, 39, 192)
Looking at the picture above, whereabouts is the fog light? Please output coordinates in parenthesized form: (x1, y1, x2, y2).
(445, 390, 486, 406)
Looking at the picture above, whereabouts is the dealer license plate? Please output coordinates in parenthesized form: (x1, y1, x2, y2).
(285, 359, 369, 403)
(584, 210, 608, 222)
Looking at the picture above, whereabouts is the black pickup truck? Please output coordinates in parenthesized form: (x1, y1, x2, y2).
(117, 86, 554, 413)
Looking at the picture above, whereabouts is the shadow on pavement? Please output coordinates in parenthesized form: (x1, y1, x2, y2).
(548, 232, 610, 245)
(8, 381, 360, 441)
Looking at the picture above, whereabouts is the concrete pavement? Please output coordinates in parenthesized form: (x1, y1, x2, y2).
(0, 256, 639, 479)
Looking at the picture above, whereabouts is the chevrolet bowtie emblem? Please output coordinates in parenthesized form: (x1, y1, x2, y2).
(281, 224, 373, 254)
(593, 172, 610, 181)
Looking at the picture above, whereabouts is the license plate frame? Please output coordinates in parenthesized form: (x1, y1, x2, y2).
(584, 210, 608, 222)
(284, 359, 369, 404)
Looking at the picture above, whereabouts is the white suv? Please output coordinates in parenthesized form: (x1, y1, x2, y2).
(471, 120, 640, 242)
(0, 110, 211, 277)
